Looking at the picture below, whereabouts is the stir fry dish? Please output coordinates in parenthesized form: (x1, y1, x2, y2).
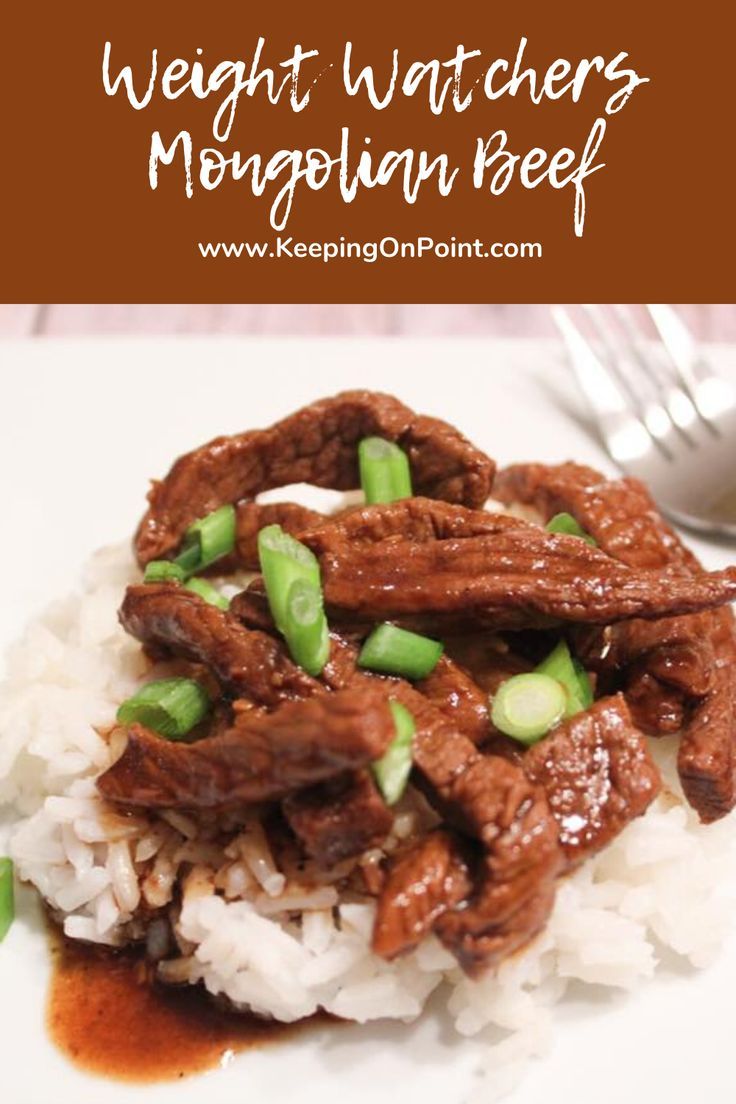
(4, 387, 736, 1074)
(84, 390, 736, 977)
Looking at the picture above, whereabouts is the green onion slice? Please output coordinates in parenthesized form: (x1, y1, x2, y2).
(184, 577, 230, 610)
(358, 623, 443, 680)
(358, 437, 412, 505)
(174, 504, 236, 577)
(0, 859, 14, 943)
(546, 512, 597, 546)
(491, 673, 567, 745)
(536, 640, 593, 717)
(116, 678, 210, 740)
(572, 657, 594, 709)
(144, 560, 186, 584)
(283, 577, 330, 676)
(372, 701, 415, 805)
(258, 524, 329, 676)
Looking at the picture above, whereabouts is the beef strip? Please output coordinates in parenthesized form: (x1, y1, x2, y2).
(415, 656, 490, 744)
(135, 392, 495, 564)
(316, 526, 736, 624)
(429, 752, 562, 975)
(120, 583, 321, 707)
(678, 609, 736, 821)
(376, 680, 562, 972)
(443, 635, 533, 697)
(522, 695, 660, 866)
(119, 580, 560, 971)
(234, 501, 324, 571)
(229, 583, 491, 744)
(372, 830, 473, 959)
(97, 687, 395, 809)
(494, 461, 736, 822)
(228, 581, 276, 633)
(494, 462, 700, 570)
(493, 462, 714, 728)
(282, 770, 393, 867)
(301, 497, 512, 553)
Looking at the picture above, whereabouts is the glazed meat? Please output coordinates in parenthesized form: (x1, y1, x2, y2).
(101, 391, 736, 987)
(494, 462, 700, 571)
(494, 461, 736, 823)
(234, 502, 324, 571)
(678, 609, 736, 822)
(97, 687, 395, 809)
(282, 770, 393, 867)
(415, 656, 490, 744)
(120, 584, 321, 707)
(135, 392, 495, 563)
(380, 683, 562, 971)
(523, 695, 661, 865)
(301, 497, 511, 552)
(316, 526, 736, 624)
(372, 830, 473, 959)
(430, 753, 561, 975)
(493, 462, 714, 724)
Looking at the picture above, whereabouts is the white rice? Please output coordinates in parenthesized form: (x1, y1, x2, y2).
(1, 541, 735, 1100)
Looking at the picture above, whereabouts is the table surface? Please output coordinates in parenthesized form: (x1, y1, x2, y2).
(0, 304, 735, 339)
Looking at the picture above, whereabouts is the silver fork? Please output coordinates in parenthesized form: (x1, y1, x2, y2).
(551, 304, 736, 538)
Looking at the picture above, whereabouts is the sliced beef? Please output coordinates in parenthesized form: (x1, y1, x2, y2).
(415, 656, 490, 744)
(301, 497, 510, 553)
(382, 682, 562, 972)
(120, 583, 321, 707)
(493, 462, 714, 726)
(316, 526, 736, 625)
(444, 635, 534, 697)
(678, 609, 736, 822)
(372, 830, 473, 959)
(522, 695, 660, 865)
(228, 580, 275, 633)
(623, 668, 686, 733)
(282, 770, 393, 867)
(430, 753, 561, 975)
(97, 687, 395, 809)
(234, 501, 324, 571)
(135, 392, 495, 564)
(494, 462, 700, 571)
(229, 583, 491, 744)
(495, 461, 736, 823)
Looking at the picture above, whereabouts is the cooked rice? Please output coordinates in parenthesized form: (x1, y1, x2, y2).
(1, 541, 735, 1100)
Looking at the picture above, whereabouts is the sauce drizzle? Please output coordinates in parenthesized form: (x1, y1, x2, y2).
(47, 930, 313, 1082)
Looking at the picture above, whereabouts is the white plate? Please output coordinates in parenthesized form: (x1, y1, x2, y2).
(2, 335, 736, 1104)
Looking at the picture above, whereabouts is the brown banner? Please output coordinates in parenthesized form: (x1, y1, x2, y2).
(3, 1, 735, 302)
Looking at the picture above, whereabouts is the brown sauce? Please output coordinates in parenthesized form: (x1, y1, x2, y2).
(46, 927, 323, 1082)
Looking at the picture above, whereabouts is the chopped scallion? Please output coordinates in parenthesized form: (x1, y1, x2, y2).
(573, 657, 594, 709)
(536, 640, 592, 717)
(358, 623, 443, 680)
(358, 437, 412, 505)
(258, 524, 329, 676)
(0, 859, 14, 943)
(184, 577, 230, 610)
(491, 673, 566, 745)
(144, 560, 186, 584)
(283, 577, 330, 676)
(116, 678, 210, 740)
(546, 512, 597, 546)
(372, 701, 415, 804)
(174, 504, 236, 576)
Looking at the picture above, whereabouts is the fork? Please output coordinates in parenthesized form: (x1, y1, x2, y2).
(551, 304, 736, 539)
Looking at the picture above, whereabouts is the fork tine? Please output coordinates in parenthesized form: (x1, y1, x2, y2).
(583, 305, 675, 460)
(612, 304, 699, 450)
(646, 305, 731, 432)
(551, 306, 652, 464)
